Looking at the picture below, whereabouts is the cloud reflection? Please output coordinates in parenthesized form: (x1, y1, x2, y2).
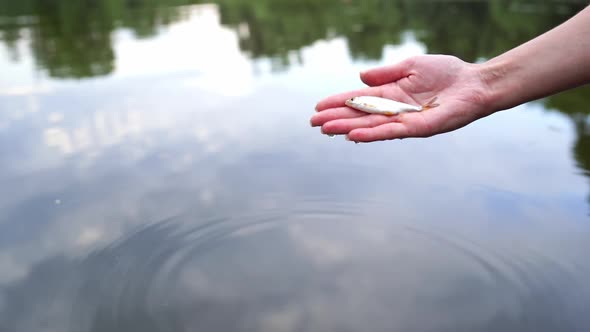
(0, 2, 589, 331)
(0, 214, 589, 332)
(0, 4, 587, 292)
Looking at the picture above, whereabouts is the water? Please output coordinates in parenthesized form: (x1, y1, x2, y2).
(1, 1, 590, 331)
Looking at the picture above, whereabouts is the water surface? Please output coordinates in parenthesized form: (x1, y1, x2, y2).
(1, 1, 589, 331)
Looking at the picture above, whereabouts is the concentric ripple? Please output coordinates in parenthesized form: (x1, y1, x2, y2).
(51, 198, 590, 331)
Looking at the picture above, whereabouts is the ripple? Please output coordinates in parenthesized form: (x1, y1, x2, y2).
(402, 224, 590, 326)
(35, 200, 589, 331)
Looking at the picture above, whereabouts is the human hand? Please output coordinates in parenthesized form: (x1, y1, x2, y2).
(311, 55, 494, 142)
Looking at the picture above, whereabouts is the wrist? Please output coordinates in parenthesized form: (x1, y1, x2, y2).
(476, 58, 523, 113)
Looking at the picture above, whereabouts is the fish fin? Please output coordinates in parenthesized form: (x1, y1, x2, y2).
(421, 97, 439, 111)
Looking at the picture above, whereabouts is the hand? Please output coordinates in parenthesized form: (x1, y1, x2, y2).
(311, 55, 494, 142)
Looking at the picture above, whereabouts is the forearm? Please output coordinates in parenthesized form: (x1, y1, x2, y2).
(479, 5, 590, 113)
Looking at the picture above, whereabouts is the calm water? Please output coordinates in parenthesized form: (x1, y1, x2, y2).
(1, 1, 590, 331)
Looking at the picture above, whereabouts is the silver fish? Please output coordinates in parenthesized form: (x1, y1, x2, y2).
(345, 96, 439, 115)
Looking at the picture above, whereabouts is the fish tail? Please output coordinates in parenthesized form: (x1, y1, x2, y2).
(421, 97, 439, 111)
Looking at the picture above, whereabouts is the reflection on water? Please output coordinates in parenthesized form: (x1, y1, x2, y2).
(1, 1, 590, 331)
(1, 0, 587, 76)
(3, 214, 590, 331)
(546, 86, 590, 211)
(1, 0, 196, 78)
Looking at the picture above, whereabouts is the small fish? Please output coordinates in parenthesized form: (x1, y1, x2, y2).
(345, 96, 439, 115)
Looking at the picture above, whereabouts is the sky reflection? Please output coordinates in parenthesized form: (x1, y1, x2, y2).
(0, 0, 588, 280)
(0, 2, 589, 331)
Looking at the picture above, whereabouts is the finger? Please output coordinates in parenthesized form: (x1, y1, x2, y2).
(321, 114, 399, 135)
(347, 122, 416, 142)
(315, 86, 382, 112)
(310, 107, 365, 127)
(360, 58, 414, 87)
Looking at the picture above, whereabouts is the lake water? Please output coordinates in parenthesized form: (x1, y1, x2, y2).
(1, 1, 589, 331)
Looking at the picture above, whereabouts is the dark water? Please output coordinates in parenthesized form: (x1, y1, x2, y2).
(1, 1, 590, 331)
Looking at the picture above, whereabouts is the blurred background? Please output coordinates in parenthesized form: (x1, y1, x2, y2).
(1, 1, 589, 331)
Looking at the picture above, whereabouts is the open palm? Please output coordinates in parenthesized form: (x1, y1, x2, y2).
(311, 55, 493, 142)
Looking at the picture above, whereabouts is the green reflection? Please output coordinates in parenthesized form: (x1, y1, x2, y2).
(546, 86, 590, 119)
(0, 0, 199, 78)
(406, 1, 583, 61)
(219, 0, 406, 67)
(1, 0, 585, 76)
(546, 87, 590, 200)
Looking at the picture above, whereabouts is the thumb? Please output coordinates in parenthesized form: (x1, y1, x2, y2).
(360, 57, 414, 86)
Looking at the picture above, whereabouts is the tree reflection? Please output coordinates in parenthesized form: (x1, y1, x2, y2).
(30, 1, 115, 78)
(405, 1, 583, 62)
(573, 117, 590, 178)
(546, 86, 590, 209)
(0, 0, 198, 78)
(1, 0, 585, 76)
